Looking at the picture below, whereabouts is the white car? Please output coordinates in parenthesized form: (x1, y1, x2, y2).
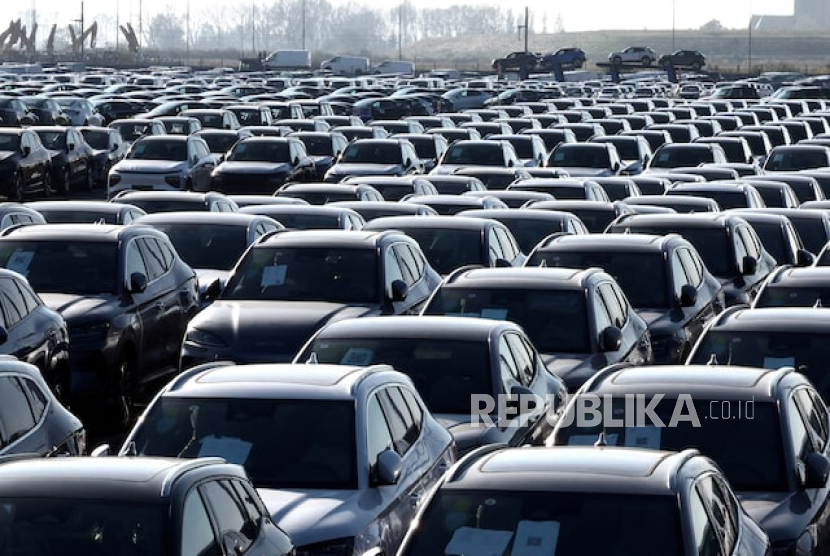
(608, 46, 658, 66)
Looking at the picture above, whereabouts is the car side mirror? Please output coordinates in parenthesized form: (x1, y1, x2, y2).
(802, 452, 830, 489)
(507, 159, 515, 167)
(67, 143, 75, 151)
(598, 326, 622, 352)
(375, 448, 402, 486)
(129, 272, 148, 294)
(111, 143, 119, 152)
(404, 158, 412, 168)
(679, 284, 698, 307)
(222, 531, 248, 556)
(204, 278, 222, 301)
(796, 248, 816, 267)
(293, 157, 300, 165)
(508, 385, 537, 414)
(741, 255, 758, 276)
(21, 146, 30, 157)
(0, 326, 8, 346)
(90, 444, 111, 457)
(612, 161, 620, 171)
(389, 279, 408, 302)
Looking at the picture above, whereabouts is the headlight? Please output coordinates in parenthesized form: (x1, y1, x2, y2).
(296, 537, 354, 556)
(69, 322, 111, 342)
(185, 329, 227, 348)
(165, 175, 184, 187)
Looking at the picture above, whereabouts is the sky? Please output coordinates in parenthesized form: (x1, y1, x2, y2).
(6, 0, 794, 34)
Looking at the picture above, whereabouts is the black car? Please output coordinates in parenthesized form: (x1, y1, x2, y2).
(457, 208, 589, 252)
(727, 210, 815, 267)
(0, 224, 200, 425)
(294, 315, 568, 453)
(0, 96, 37, 126)
(33, 126, 95, 194)
(20, 96, 69, 126)
(608, 213, 777, 306)
(398, 445, 769, 556)
(658, 49, 706, 70)
(491, 51, 541, 72)
(26, 200, 146, 225)
(180, 229, 442, 368)
(0, 456, 294, 556)
(193, 128, 252, 160)
(541, 47, 587, 69)
(239, 204, 366, 230)
(552, 364, 829, 555)
(752, 266, 830, 309)
(274, 182, 384, 205)
(0, 128, 52, 201)
(422, 267, 652, 390)
(324, 138, 423, 182)
(527, 233, 724, 363)
(526, 200, 634, 233)
(78, 126, 129, 187)
(289, 130, 348, 180)
(342, 176, 438, 201)
(209, 136, 315, 194)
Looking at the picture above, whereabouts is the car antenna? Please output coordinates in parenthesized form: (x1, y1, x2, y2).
(306, 352, 318, 364)
(706, 353, 718, 366)
(594, 431, 607, 447)
(815, 299, 823, 308)
(123, 440, 137, 456)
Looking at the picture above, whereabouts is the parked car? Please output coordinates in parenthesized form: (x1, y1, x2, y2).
(209, 136, 315, 194)
(608, 46, 658, 66)
(0, 456, 295, 556)
(398, 445, 770, 556)
(180, 229, 441, 368)
(78, 126, 129, 187)
(107, 118, 167, 145)
(0, 128, 52, 201)
(239, 204, 366, 230)
(107, 134, 218, 196)
(295, 316, 568, 454)
(541, 47, 587, 69)
(53, 97, 104, 126)
(457, 207, 589, 252)
(109, 190, 239, 213)
(0, 224, 200, 425)
(119, 361, 455, 556)
(658, 49, 706, 70)
(33, 126, 95, 194)
(27, 199, 146, 225)
(527, 233, 724, 363)
(551, 364, 824, 555)
(753, 266, 830, 308)
(324, 138, 423, 182)
(491, 51, 541, 72)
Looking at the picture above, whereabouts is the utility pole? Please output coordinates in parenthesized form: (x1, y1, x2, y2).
(748, 0, 753, 75)
(80, 1, 85, 61)
(116, 0, 119, 55)
(517, 7, 529, 52)
(398, 3, 403, 60)
(186, 0, 190, 67)
(251, 0, 255, 55)
(672, 0, 676, 51)
(139, 0, 143, 52)
(301, 0, 306, 50)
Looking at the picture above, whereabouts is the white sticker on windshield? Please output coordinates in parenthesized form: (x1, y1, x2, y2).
(763, 356, 795, 369)
(260, 265, 287, 288)
(340, 348, 374, 366)
(197, 435, 252, 465)
(624, 425, 661, 449)
(7, 250, 34, 277)
(445, 527, 513, 556)
(480, 308, 509, 320)
(513, 521, 560, 556)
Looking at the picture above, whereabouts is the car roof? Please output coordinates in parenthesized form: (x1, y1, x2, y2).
(538, 233, 675, 252)
(445, 266, 600, 289)
(765, 266, 830, 287)
(0, 457, 234, 500)
(132, 211, 268, 226)
(364, 214, 497, 230)
(611, 212, 736, 228)
(255, 229, 391, 247)
(583, 363, 794, 401)
(165, 362, 398, 401)
(310, 314, 519, 341)
(709, 306, 830, 332)
(447, 446, 698, 495)
(0, 223, 137, 242)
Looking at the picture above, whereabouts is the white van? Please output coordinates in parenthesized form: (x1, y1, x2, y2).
(371, 60, 416, 75)
(321, 55, 370, 76)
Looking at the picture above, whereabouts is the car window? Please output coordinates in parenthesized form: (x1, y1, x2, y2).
(795, 388, 828, 452)
(487, 228, 505, 265)
(385, 386, 420, 451)
(669, 251, 689, 300)
(20, 375, 46, 420)
(688, 481, 724, 556)
(384, 247, 406, 293)
(599, 282, 626, 328)
(125, 240, 148, 285)
(498, 334, 522, 393)
(0, 279, 27, 327)
(138, 238, 167, 281)
(677, 248, 703, 287)
(505, 332, 535, 386)
(737, 226, 761, 259)
(399, 386, 424, 433)
(592, 288, 614, 334)
(0, 376, 37, 448)
(392, 243, 418, 286)
(181, 488, 220, 556)
(787, 393, 812, 464)
(367, 394, 394, 468)
(377, 387, 414, 456)
(200, 480, 255, 551)
(494, 227, 519, 261)
(696, 475, 735, 555)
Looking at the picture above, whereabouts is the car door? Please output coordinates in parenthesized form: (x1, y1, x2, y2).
(66, 128, 88, 183)
(123, 236, 164, 375)
(0, 374, 45, 455)
(19, 132, 40, 187)
(188, 138, 214, 191)
(0, 276, 50, 371)
(390, 242, 430, 314)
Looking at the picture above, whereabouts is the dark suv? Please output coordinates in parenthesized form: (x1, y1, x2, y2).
(398, 445, 769, 556)
(541, 47, 587, 69)
(180, 229, 441, 368)
(658, 50, 706, 70)
(0, 456, 294, 556)
(422, 267, 652, 390)
(527, 233, 724, 363)
(0, 224, 199, 425)
(491, 51, 542, 72)
(551, 364, 830, 555)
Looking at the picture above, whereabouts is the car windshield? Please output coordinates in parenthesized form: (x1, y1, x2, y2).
(81, 130, 109, 150)
(550, 147, 610, 168)
(501, 220, 565, 253)
(562, 208, 616, 233)
(277, 191, 360, 205)
(258, 212, 341, 229)
(673, 190, 747, 210)
(766, 150, 829, 171)
(341, 142, 401, 164)
(688, 330, 830, 399)
(152, 223, 246, 270)
(556, 397, 786, 491)
(530, 251, 668, 308)
(223, 246, 378, 302)
(789, 218, 827, 254)
(746, 221, 788, 263)
(227, 141, 290, 163)
(0, 134, 20, 151)
(756, 285, 830, 308)
(626, 226, 732, 277)
(443, 144, 502, 166)
(112, 122, 149, 142)
(298, 136, 332, 156)
(0, 498, 166, 556)
(0, 240, 118, 295)
(399, 228, 483, 275)
(305, 338, 491, 414)
(465, 173, 516, 190)
(652, 147, 713, 168)
(400, 490, 682, 556)
(38, 209, 118, 224)
(407, 137, 437, 158)
(132, 397, 357, 490)
(200, 133, 239, 154)
(128, 139, 187, 161)
(36, 131, 66, 150)
(426, 288, 591, 353)
(128, 200, 206, 213)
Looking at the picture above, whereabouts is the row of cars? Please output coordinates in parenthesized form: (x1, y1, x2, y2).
(1, 68, 830, 555)
(491, 46, 706, 73)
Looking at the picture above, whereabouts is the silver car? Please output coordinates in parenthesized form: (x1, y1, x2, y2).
(117, 362, 457, 556)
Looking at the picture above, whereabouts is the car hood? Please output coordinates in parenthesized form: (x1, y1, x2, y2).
(549, 167, 614, 177)
(738, 491, 811, 543)
(258, 488, 370, 547)
(327, 163, 403, 177)
(113, 159, 188, 174)
(431, 164, 503, 175)
(40, 292, 115, 321)
(215, 161, 293, 174)
(541, 353, 598, 390)
(191, 300, 378, 360)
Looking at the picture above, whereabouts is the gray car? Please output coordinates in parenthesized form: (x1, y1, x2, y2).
(119, 361, 456, 556)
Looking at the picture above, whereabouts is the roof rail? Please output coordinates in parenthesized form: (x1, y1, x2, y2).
(667, 448, 701, 490)
(161, 457, 227, 497)
(255, 227, 290, 244)
(444, 264, 485, 284)
(167, 360, 236, 392)
(0, 222, 31, 237)
(446, 443, 508, 482)
(581, 361, 635, 393)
